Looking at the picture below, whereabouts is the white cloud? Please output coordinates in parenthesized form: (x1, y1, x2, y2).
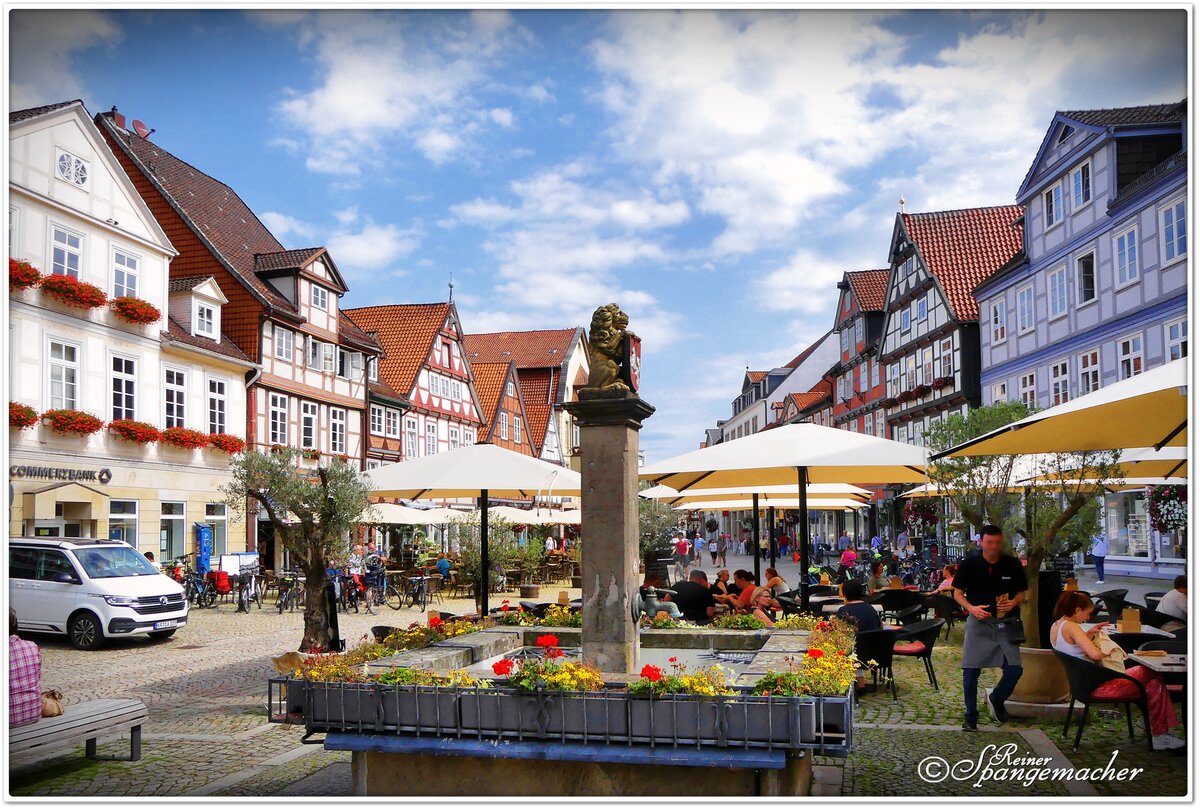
(9, 11, 123, 109)
(488, 107, 515, 127)
(260, 211, 316, 242)
(333, 206, 360, 226)
(415, 129, 463, 164)
(527, 83, 555, 103)
(326, 221, 422, 276)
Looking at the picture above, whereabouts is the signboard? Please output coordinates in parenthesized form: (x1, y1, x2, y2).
(622, 333, 642, 392)
(10, 465, 112, 484)
(1050, 554, 1076, 584)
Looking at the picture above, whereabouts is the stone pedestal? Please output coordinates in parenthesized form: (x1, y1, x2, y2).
(563, 394, 654, 674)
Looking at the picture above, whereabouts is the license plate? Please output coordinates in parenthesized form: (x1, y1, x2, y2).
(153, 620, 177, 630)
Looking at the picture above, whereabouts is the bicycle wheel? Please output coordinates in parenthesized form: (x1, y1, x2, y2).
(385, 584, 402, 610)
(363, 587, 378, 615)
(415, 584, 428, 613)
(277, 590, 287, 614)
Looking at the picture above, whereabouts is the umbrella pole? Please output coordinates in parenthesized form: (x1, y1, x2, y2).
(798, 467, 810, 610)
(768, 506, 777, 568)
(752, 494, 761, 584)
(480, 489, 490, 617)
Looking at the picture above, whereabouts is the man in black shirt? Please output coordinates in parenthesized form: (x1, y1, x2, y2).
(671, 570, 717, 623)
(952, 525, 1027, 730)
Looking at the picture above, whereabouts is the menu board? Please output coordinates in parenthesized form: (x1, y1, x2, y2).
(1050, 555, 1076, 583)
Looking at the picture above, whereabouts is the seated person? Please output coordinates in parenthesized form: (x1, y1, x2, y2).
(837, 547, 858, 581)
(747, 586, 776, 628)
(709, 569, 735, 610)
(1052, 591, 1183, 750)
(671, 570, 717, 623)
(834, 581, 883, 632)
(732, 570, 758, 610)
(639, 573, 682, 619)
(867, 561, 890, 594)
(1157, 575, 1187, 630)
(924, 564, 957, 594)
(763, 567, 788, 599)
(435, 553, 451, 579)
(8, 609, 41, 728)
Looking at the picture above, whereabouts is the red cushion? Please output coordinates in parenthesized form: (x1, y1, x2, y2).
(1166, 684, 1184, 693)
(893, 641, 927, 654)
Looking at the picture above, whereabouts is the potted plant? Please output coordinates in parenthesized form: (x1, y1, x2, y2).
(9, 258, 41, 291)
(711, 613, 769, 630)
(110, 296, 162, 325)
(932, 375, 953, 390)
(538, 604, 583, 628)
(496, 600, 534, 626)
(207, 433, 247, 454)
(39, 273, 108, 309)
(41, 409, 104, 436)
(108, 418, 161, 445)
(160, 427, 210, 450)
(627, 657, 734, 744)
(374, 667, 486, 733)
(704, 517, 720, 534)
(10, 402, 38, 430)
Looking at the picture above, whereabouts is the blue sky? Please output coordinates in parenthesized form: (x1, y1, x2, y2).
(10, 8, 1186, 461)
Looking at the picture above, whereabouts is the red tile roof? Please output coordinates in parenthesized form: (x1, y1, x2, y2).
(518, 368, 554, 455)
(788, 390, 831, 412)
(463, 328, 581, 369)
(338, 317, 382, 353)
(10, 100, 82, 124)
(369, 377, 408, 406)
(471, 362, 512, 432)
(784, 330, 832, 369)
(167, 275, 213, 293)
(343, 303, 451, 397)
(746, 371, 768, 384)
(572, 366, 589, 388)
(161, 317, 252, 364)
(846, 270, 889, 312)
(901, 206, 1024, 321)
(253, 247, 325, 272)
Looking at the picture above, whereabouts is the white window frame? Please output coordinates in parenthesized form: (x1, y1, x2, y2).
(1050, 359, 1070, 406)
(840, 329, 850, 353)
(939, 338, 954, 378)
(900, 308, 911, 333)
(1118, 333, 1144, 380)
(1047, 266, 1068, 320)
(112, 247, 140, 299)
(1165, 318, 1188, 361)
(368, 357, 379, 382)
(920, 347, 933, 386)
(311, 285, 329, 311)
(307, 338, 323, 370)
(1043, 182, 1064, 229)
(269, 394, 289, 446)
(449, 426, 460, 450)
(110, 353, 137, 421)
(385, 409, 400, 438)
(1078, 350, 1101, 395)
(874, 409, 884, 438)
(163, 366, 187, 429)
(207, 377, 228, 435)
(506, 381, 515, 397)
(1070, 160, 1092, 209)
(322, 343, 336, 373)
(47, 337, 81, 411)
(9, 205, 20, 258)
(49, 223, 83, 278)
(992, 382, 1007, 402)
(300, 401, 318, 450)
(426, 422, 438, 456)
(55, 148, 89, 187)
(370, 405, 385, 435)
(1016, 285, 1035, 334)
(329, 408, 346, 454)
(916, 293, 928, 322)
(193, 299, 217, 340)
(405, 418, 419, 458)
(1160, 198, 1186, 265)
(855, 317, 864, 344)
(990, 300, 1007, 344)
(274, 326, 294, 362)
(1114, 226, 1139, 289)
(1019, 371, 1037, 408)
(1075, 251, 1097, 306)
(500, 411, 510, 440)
(514, 415, 522, 444)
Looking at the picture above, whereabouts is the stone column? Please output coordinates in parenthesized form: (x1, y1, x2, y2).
(563, 395, 654, 674)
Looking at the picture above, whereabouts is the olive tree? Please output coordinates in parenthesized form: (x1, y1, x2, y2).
(222, 449, 371, 652)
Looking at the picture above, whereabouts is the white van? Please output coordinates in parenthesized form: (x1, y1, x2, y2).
(10, 538, 188, 650)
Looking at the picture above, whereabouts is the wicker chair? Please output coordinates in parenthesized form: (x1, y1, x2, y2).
(1054, 649, 1152, 752)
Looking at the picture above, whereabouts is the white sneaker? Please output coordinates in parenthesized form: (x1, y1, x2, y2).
(1096, 580, 1105, 585)
(1153, 734, 1185, 750)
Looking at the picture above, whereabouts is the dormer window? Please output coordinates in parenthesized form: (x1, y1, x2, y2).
(55, 149, 88, 187)
(194, 302, 216, 339)
(311, 285, 329, 311)
(368, 357, 379, 382)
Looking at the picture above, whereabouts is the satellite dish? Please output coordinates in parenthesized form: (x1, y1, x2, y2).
(132, 120, 152, 139)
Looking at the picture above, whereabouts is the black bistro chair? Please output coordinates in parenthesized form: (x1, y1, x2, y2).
(854, 629, 901, 701)
(924, 593, 967, 639)
(892, 618, 946, 690)
(1054, 649, 1152, 752)
(1143, 591, 1167, 612)
(890, 604, 927, 628)
(1094, 590, 1130, 621)
(877, 588, 925, 622)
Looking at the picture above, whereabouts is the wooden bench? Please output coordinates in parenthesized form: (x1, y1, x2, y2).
(10, 698, 146, 766)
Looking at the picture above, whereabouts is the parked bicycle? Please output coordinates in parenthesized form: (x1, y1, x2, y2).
(404, 573, 431, 613)
(175, 556, 217, 608)
(276, 571, 300, 614)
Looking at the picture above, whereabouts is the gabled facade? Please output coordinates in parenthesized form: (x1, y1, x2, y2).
(9, 100, 251, 557)
(344, 303, 484, 461)
(363, 370, 410, 470)
(828, 270, 889, 436)
(772, 385, 834, 428)
(471, 362, 534, 456)
(879, 205, 1024, 445)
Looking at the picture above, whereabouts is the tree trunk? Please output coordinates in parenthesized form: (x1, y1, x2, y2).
(300, 575, 330, 652)
(1021, 548, 1046, 647)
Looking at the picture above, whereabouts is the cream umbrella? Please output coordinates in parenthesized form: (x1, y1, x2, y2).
(641, 422, 928, 606)
(935, 358, 1187, 458)
(486, 505, 583, 525)
(368, 444, 582, 614)
(672, 498, 868, 511)
(360, 503, 445, 525)
(641, 483, 872, 504)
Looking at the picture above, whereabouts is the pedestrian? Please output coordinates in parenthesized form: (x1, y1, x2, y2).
(1090, 534, 1108, 585)
(896, 528, 909, 550)
(758, 534, 769, 559)
(837, 530, 851, 552)
(716, 534, 728, 567)
(870, 534, 882, 553)
(952, 524, 1027, 731)
(9, 609, 41, 728)
(693, 533, 706, 567)
(708, 536, 718, 565)
(672, 532, 691, 581)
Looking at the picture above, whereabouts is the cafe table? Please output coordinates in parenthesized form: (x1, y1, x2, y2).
(1128, 653, 1187, 675)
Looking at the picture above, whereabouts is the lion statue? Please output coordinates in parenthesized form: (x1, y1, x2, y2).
(585, 303, 630, 392)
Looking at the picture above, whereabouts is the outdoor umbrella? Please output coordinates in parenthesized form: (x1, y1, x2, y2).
(641, 423, 928, 607)
(487, 505, 583, 525)
(641, 483, 872, 505)
(360, 503, 449, 525)
(368, 443, 582, 614)
(934, 358, 1187, 459)
(671, 498, 868, 511)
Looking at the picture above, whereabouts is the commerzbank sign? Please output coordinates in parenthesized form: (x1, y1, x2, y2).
(9, 465, 113, 484)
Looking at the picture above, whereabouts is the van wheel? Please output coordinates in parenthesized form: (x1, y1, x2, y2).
(69, 613, 105, 650)
(149, 629, 177, 641)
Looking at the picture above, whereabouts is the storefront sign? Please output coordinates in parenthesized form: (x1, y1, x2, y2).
(9, 465, 113, 484)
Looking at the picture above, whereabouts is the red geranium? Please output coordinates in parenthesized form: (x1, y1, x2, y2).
(39, 273, 108, 309)
(492, 658, 515, 676)
(535, 635, 559, 648)
(640, 665, 663, 682)
(9, 259, 41, 291)
(545, 647, 564, 659)
(9, 402, 38, 430)
(108, 419, 161, 445)
(160, 427, 210, 450)
(207, 433, 247, 454)
(110, 296, 162, 325)
(808, 648, 825, 658)
(41, 409, 104, 436)
(428, 616, 444, 628)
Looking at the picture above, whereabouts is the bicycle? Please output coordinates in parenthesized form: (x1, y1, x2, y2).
(235, 570, 259, 614)
(177, 558, 217, 608)
(405, 574, 430, 613)
(276, 572, 300, 614)
(358, 567, 388, 616)
(383, 572, 405, 611)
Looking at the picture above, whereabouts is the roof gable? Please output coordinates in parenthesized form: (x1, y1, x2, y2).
(343, 303, 453, 397)
(463, 328, 583, 369)
(845, 270, 889, 312)
(471, 362, 513, 434)
(784, 330, 833, 369)
(515, 368, 555, 457)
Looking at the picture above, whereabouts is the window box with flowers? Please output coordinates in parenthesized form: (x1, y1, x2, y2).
(881, 397, 899, 408)
(39, 273, 108, 310)
(160, 427, 210, 450)
(912, 383, 932, 398)
(10, 402, 39, 430)
(108, 419, 161, 445)
(931, 376, 953, 391)
(41, 409, 105, 436)
(110, 296, 162, 326)
(10, 258, 42, 292)
(208, 434, 247, 454)
(896, 390, 915, 404)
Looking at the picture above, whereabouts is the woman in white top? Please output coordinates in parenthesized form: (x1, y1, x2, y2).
(1051, 591, 1181, 750)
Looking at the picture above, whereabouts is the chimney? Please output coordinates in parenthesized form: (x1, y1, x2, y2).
(105, 106, 126, 130)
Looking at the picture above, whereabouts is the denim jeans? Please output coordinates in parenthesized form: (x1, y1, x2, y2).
(1094, 556, 1106, 581)
(963, 664, 1024, 721)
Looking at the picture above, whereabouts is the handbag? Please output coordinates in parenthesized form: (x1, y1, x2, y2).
(42, 689, 64, 718)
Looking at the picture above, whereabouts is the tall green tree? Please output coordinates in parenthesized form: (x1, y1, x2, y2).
(222, 449, 371, 652)
(638, 483, 681, 557)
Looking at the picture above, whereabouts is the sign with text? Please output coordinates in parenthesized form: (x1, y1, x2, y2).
(10, 465, 112, 484)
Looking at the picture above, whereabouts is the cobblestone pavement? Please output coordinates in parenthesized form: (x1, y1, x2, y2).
(9, 584, 1186, 798)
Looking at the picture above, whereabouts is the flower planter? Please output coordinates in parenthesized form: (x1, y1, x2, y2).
(459, 688, 629, 741)
(9, 259, 41, 291)
(519, 584, 541, 599)
(306, 682, 382, 731)
(109, 296, 162, 325)
(380, 685, 462, 733)
(10, 402, 38, 430)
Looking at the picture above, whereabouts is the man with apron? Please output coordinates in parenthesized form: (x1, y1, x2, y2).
(952, 524, 1027, 731)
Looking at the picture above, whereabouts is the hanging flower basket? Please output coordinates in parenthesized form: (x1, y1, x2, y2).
(10, 402, 38, 430)
(110, 296, 162, 325)
(160, 427, 210, 450)
(912, 383, 932, 398)
(208, 433, 246, 454)
(1146, 485, 1187, 533)
(40, 274, 108, 309)
(108, 419, 161, 445)
(704, 517, 720, 533)
(9, 259, 42, 291)
(41, 409, 105, 436)
(903, 498, 939, 534)
(302, 448, 321, 460)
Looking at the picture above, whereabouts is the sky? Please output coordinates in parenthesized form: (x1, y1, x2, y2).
(8, 8, 1187, 463)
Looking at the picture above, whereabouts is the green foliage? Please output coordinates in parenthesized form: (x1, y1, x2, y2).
(711, 613, 769, 630)
(638, 482, 680, 557)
